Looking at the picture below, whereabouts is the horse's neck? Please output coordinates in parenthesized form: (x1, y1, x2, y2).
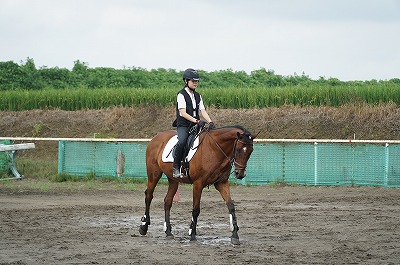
(206, 129, 239, 152)
(212, 128, 240, 141)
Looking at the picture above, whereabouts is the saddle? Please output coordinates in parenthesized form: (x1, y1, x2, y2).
(161, 124, 202, 166)
(183, 124, 201, 156)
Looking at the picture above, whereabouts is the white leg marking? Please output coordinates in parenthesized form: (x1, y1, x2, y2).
(230, 214, 234, 232)
(141, 215, 147, 226)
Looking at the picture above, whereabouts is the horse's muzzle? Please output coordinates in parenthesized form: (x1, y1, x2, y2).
(234, 169, 246, 179)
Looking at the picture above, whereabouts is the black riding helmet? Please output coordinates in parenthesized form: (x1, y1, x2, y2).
(183, 68, 200, 81)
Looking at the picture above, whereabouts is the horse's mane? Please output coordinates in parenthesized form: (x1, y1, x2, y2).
(217, 125, 252, 137)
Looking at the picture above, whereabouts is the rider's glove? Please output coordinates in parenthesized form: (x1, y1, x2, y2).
(208, 122, 216, 130)
(197, 120, 206, 128)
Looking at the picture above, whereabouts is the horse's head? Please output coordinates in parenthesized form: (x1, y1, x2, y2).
(233, 131, 258, 179)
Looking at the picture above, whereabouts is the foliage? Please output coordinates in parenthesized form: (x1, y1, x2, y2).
(0, 58, 399, 110)
(1, 83, 400, 111)
(0, 58, 183, 90)
(2, 58, 398, 91)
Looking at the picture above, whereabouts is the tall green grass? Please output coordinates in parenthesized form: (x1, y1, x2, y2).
(1, 83, 399, 111)
(202, 83, 400, 108)
(0, 88, 177, 111)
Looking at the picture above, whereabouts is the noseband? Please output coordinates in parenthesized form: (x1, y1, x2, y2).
(232, 139, 253, 171)
(205, 130, 253, 172)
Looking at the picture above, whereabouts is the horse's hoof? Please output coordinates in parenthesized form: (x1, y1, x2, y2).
(139, 225, 148, 235)
(230, 237, 240, 245)
(166, 233, 174, 239)
(190, 235, 197, 242)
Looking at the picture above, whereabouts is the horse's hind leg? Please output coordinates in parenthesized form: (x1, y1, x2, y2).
(164, 178, 179, 238)
(139, 189, 151, 235)
(139, 170, 162, 236)
(214, 181, 240, 245)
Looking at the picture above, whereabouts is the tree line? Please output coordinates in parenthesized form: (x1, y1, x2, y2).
(0, 58, 399, 91)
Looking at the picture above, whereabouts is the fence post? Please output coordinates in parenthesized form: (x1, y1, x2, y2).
(117, 149, 125, 177)
(57, 141, 64, 175)
(282, 143, 285, 183)
(385, 143, 389, 187)
(314, 142, 318, 186)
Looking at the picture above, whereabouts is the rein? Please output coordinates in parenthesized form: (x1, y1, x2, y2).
(204, 129, 253, 182)
(204, 129, 232, 162)
(232, 139, 253, 171)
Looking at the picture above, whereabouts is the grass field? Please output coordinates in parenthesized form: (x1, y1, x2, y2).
(1, 83, 400, 111)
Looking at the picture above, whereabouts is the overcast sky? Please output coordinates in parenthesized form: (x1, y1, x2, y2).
(1, 0, 399, 81)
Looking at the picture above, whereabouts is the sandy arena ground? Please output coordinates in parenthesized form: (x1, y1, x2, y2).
(1, 184, 399, 264)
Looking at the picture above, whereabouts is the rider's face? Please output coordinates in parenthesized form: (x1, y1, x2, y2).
(187, 79, 199, 89)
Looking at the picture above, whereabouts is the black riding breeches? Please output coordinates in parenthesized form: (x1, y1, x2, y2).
(174, 126, 189, 167)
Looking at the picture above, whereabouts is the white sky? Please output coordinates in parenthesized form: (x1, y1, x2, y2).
(1, 0, 399, 81)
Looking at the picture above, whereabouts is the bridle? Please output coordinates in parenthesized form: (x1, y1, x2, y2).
(204, 129, 253, 175)
(232, 139, 253, 171)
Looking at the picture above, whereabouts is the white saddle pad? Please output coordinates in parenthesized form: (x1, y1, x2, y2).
(161, 135, 199, 163)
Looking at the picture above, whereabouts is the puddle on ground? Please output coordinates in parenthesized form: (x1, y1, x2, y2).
(80, 215, 237, 246)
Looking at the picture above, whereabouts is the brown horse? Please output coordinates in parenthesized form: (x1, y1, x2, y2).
(139, 125, 257, 245)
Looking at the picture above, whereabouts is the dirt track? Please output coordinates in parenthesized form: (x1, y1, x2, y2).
(1, 184, 399, 264)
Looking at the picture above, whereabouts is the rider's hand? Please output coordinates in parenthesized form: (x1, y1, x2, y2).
(197, 120, 206, 128)
(208, 122, 216, 130)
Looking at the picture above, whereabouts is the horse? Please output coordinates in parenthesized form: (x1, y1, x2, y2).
(138, 125, 257, 245)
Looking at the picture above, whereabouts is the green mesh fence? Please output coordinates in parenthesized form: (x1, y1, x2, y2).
(0, 140, 12, 173)
(58, 140, 400, 187)
(58, 141, 148, 178)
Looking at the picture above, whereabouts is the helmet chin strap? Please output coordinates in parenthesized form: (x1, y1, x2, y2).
(185, 80, 196, 91)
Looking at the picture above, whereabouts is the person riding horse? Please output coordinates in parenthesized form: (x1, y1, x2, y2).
(141, 124, 257, 244)
(173, 68, 215, 178)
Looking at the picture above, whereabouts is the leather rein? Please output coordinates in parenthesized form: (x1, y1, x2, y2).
(201, 128, 253, 181)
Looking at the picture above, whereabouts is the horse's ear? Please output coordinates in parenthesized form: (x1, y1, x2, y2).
(237, 132, 241, 139)
(251, 131, 260, 139)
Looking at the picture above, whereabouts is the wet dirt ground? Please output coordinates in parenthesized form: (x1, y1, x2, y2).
(1, 184, 400, 264)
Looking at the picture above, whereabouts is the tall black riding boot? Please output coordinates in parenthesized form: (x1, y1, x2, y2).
(173, 144, 184, 178)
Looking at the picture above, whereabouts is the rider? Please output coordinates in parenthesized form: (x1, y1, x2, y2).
(173, 68, 215, 178)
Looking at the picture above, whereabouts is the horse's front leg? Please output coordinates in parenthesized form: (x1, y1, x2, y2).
(164, 179, 179, 238)
(227, 198, 240, 245)
(215, 181, 240, 245)
(189, 183, 203, 241)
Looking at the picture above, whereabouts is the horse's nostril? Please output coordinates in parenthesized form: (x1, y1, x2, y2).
(234, 170, 246, 179)
(235, 170, 246, 179)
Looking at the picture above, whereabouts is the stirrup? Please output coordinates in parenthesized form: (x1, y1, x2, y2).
(173, 167, 183, 178)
